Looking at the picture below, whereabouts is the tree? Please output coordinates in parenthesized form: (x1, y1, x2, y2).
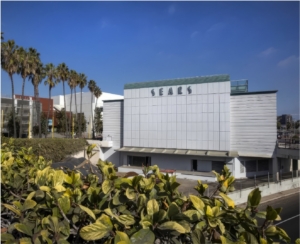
(1, 40, 19, 138)
(68, 70, 78, 135)
(57, 63, 69, 136)
(44, 63, 57, 138)
(94, 86, 102, 136)
(32, 112, 48, 137)
(29, 58, 44, 138)
(73, 72, 80, 126)
(88, 80, 96, 138)
(6, 109, 20, 138)
(75, 113, 87, 135)
(295, 120, 300, 129)
(17, 47, 33, 138)
(78, 73, 87, 137)
(286, 121, 291, 130)
(277, 121, 281, 130)
(55, 109, 67, 133)
(94, 86, 102, 111)
(94, 107, 103, 134)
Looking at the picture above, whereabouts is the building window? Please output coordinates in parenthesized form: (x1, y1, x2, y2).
(128, 156, 151, 167)
(257, 159, 269, 171)
(246, 160, 257, 172)
(212, 161, 226, 173)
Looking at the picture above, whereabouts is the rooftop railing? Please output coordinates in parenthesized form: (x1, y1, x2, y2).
(231, 79, 248, 93)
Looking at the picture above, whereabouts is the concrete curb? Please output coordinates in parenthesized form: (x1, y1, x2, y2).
(238, 187, 300, 207)
(260, 188, 300, 204)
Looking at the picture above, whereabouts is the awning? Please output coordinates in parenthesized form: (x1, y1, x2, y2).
(116, 147, 238, 158)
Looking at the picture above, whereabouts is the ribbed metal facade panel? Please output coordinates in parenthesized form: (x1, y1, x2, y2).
(103, 100, 124, 149)
(230, 93, 277, 155)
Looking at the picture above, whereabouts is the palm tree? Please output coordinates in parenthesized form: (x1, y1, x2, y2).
(30, 62, 45, 138)
(1, 40, 19, 138)
(44, 63, 57, 137)
(17, 47, 32, 138)
(73, 72, 80, 124)
(88, 80, 96, 139)
(94, 86, 102, 112)
(68, 70, 77, 134)
(78, 73, 87, 137)
(57, 63, 69, 136)
(94, 86, 102, 137)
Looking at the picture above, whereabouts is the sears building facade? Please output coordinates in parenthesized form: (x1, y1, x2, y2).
(100, 74, 278, 179)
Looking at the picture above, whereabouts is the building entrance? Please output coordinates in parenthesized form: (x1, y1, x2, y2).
(128, 156, 151, 167)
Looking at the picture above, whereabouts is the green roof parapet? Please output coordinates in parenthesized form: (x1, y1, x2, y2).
(124, 74, 230, 89)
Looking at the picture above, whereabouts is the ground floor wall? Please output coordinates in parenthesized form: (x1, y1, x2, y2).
(234, 157, 273, 178)
(100, 147, 121, 165)
(120, 152, 232, 173)
(118, 152, 295, 179)
(278, 158, 300, 171)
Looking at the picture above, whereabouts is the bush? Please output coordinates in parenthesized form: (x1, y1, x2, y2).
(1, 137, 87, 162)
(0, 141, 295, 244)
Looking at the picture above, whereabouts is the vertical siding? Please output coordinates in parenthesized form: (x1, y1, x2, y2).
(103, 100, 124, 149)
(230, 93, 277, 155)
(123, 81, 231, 151)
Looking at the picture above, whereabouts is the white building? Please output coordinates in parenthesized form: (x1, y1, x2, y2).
(52, 92, 124, 132)
(98, 74, 299, 180)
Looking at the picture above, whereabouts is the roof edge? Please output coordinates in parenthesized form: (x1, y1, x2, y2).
(124, 74, 230, 90)
(231, 90, 278, 96)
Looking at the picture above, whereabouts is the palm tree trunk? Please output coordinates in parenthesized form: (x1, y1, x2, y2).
(34, 85, 42, 138)
(19, 77, 26, 138)
(45, 86, 51, 138)
(69, 88, 73, 136)
(95, 97, 98, 135)
(74, 87, 78, 121)
(79, 88, 83, 137)
(62, 81, 68, 136)
(10, 74, 17, 138)
(91, 92, 94, 139)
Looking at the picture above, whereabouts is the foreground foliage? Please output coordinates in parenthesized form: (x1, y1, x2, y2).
(1, 140, 294, 243)
(1, 137, 87, 162)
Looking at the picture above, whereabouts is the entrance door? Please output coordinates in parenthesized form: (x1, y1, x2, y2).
(192, 160, 197, 171)
(128, 156, 151, 167)
(293, 159, 298, 171)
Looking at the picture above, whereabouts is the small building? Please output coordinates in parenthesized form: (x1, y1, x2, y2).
(52, 92, 124, 133)
(1, 95, 43, 137)
(99, 74, 297, 180)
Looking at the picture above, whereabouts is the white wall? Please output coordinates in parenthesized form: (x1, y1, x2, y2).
(230, 93, 277, 157)
(100, 100, 124, 165)
(52, 92, 123, 132)
(121, 152, 229, 172)
(124, 81, 231, 151)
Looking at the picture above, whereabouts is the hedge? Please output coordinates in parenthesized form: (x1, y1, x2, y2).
(1, 137, 88, 162)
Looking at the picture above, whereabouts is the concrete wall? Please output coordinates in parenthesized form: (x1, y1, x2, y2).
(233, 157, 273, 178)
(228, 177, 300, 205)
(52, 92, 124, 132)
(100, 100, 124, 165)
(124, 81, 231, 151)
(230, 93, 277, 157)
(120, 152, 233, 172)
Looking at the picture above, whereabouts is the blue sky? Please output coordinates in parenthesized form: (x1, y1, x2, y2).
(1, 1, 299, 119)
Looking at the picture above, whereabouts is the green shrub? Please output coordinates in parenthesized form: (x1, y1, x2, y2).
(0, 140, 294, 244)
(1, 137, 87, 162)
